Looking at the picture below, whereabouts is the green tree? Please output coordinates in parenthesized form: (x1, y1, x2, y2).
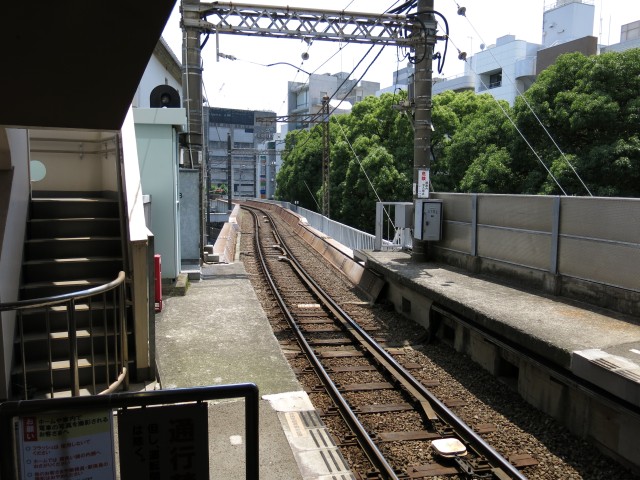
(513, 50, 640, 196)
(276, 92, 412, 231)
(339, 140, 409, 232)
(275, 128, 323, 210)
(459, 145, 514, 192)
(431, 90, 515, 192)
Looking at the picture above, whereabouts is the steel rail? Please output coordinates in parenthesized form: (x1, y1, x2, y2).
(245, 206, 400, 479)
(248, 205, 528, 480)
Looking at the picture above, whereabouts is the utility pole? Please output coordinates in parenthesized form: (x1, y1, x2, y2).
(321, 95, 331, 218)
(256, 107, 333, 217)
(182, 0, 203, 155)
(412, 0, 436, 262)
(226, 132, 232, 212)
(181, 0, 206, 260)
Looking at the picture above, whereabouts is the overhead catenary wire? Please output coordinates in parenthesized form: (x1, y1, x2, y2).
(293, 0, 405, 93)
(452, 1, 593, 196)
(304, 180, 323, 210)
(280, 0, 414, 209)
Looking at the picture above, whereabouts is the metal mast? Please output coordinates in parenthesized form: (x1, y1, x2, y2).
(181, 0, 206, 259)
(321, 96, 331, 217)
(412, 0, 436, 261)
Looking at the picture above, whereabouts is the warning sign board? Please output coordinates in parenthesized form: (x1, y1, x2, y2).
(18, 410, 115, 480)
(118, 403, 209, 480)
(417, 169, 430, 198)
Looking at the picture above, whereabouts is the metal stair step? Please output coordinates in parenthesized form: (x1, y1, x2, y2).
(12, 355, 114, 375)
(24, 256, 122, 265)
(30, 197, 119, 219)
(25, 236, 121, 260)
(16, 327, 111, 343)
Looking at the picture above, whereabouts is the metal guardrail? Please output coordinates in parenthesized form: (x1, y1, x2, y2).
(0, 384, 260, 480)
(0, 272, 129, 400)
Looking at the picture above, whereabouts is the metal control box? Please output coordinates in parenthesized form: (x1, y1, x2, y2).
(414, 199, 443, 241)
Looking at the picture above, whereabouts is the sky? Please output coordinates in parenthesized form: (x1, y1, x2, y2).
(161, 1, 640, 118)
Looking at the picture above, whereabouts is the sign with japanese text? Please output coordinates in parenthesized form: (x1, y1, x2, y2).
(18, 410, 115, 480)
(118, 403, 209, 480)
(417, 169, 430, 199)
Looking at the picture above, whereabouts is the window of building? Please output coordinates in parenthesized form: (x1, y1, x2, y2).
(489, 71, 502, 89)
(297, 91, 308, 108)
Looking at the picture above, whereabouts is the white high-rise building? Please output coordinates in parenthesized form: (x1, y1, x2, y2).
(431, 0, 640, 105)
(287, 73, 379, 131)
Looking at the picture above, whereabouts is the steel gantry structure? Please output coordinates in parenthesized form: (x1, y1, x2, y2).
(180, 0, 437, 258)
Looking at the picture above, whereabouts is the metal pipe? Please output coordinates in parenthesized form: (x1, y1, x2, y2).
(119, 281, 129, 391)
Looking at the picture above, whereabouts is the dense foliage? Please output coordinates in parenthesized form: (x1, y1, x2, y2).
(513, 50, 640, 196)
(275, 49, 640, 231)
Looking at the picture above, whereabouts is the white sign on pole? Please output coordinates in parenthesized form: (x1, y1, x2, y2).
(417, 169, 430, 198)
(18, 410, 116, 480)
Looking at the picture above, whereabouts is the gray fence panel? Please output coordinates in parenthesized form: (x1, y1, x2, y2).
(560, 197, 640, 244)
(244, 196, 639, 294)
(477, 226, 551, 270)
(478, 194, 554, 232)
(439, 221, 472, 254)
(298, 206, 376, 251)
(432, 193, 472, 223)
(558, 237, 640, 292)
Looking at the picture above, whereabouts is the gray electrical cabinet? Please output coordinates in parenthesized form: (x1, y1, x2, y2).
(414, 199, 443, 241)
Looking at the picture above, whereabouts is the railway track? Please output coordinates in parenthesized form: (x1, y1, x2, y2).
(243, 205, 531, 479)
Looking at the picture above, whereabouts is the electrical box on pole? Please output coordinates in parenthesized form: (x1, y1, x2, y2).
(414, 199, 442, 241)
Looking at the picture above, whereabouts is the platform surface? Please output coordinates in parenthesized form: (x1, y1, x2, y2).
(156, 261, 353, 479)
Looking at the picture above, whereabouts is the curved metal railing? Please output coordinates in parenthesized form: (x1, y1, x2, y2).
(0, 272, 129, 399)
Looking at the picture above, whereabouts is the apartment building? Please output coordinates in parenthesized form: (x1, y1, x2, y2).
(287, 72, 380, 131)
(433, 0, 639, 104)
(205, 107, 276, 199)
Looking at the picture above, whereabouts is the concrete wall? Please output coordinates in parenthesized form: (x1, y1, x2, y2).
(133, 42, 182, 109)
(474, 38, 542, 104)
(542, 1, 595, 48)
(621, 20, 640, 42)
(0, 128, 30, 399)
(29, 129, 118, 194)
(536, 36, 598, 72)
(133, 108, 185, 279)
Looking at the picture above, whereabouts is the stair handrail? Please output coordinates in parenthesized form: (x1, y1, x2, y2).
(0, 272, 128, 400)
(0, 271, 126, 312)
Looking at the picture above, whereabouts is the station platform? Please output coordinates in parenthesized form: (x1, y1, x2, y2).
(154, 261, 354, 480)
(356, 250, 640, 407)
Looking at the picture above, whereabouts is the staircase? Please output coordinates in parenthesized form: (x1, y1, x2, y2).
(13, 194, 131, 398)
